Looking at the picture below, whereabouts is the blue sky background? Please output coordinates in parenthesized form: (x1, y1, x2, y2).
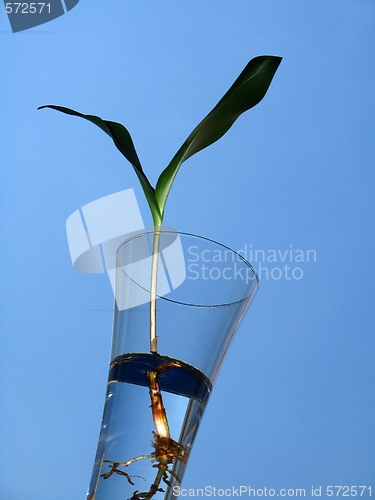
(1, 2, 374, 499)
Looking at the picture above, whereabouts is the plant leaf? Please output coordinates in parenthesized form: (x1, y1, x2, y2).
(155, 55, 282, 216)
(38, 105, 162, 224)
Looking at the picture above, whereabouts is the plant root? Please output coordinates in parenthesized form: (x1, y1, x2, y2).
(101, 362, 187, 500)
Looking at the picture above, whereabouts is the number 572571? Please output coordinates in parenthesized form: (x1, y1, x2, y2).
(5, 3, 51, 14)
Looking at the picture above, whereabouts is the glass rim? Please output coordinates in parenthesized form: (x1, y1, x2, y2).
(116, 229, 260, 308)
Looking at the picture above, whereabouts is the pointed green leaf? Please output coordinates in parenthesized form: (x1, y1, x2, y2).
(155, 55, 282, 216)
(38, 105, 162, 224)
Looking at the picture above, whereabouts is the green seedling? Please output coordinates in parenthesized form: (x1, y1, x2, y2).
(39, 55, 281, 354)
(39, 55, 281, 499)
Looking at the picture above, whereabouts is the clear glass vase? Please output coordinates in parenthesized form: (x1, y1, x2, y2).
(86, 230, 259, 500)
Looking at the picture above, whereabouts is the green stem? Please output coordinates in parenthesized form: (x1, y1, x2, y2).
(149, 223, 162, 353)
